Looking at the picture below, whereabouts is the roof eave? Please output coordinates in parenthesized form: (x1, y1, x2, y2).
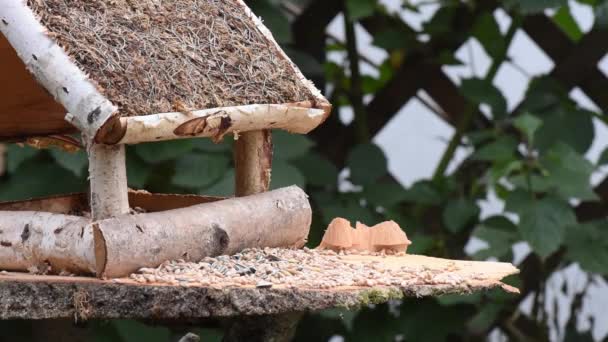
(95, 102, 326, 145)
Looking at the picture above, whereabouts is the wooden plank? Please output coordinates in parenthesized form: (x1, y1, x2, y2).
(0, 33, 75, 139)
(0, 254, 518, 320)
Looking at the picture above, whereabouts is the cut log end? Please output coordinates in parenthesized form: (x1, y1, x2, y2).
(92, 223, 107, 277)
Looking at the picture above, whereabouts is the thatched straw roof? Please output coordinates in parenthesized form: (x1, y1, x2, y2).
(28, 0, 318, 116)
(0, 0, 329, 143)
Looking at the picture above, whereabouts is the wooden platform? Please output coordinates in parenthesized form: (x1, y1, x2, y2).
(0, 254, 518, 321)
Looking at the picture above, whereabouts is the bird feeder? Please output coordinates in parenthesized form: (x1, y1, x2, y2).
(0, 0, 329, 277)
(0, 1, 519, 332)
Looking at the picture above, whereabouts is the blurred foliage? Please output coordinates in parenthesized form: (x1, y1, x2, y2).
(2, 0, 608, 340)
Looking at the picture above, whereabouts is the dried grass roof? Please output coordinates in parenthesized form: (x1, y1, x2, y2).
(27, 0, 317, 117)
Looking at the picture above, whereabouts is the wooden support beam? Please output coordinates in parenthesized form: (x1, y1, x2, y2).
(234, 130, 273, 197)
(87, 143, 129, 221)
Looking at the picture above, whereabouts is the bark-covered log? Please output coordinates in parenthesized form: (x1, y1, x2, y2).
(0, 211, 95, 274)
(87, 143, 129, 221)
(95, 186, 311, 278)
(97, 103, 326, 145)
(0, 187, 310, 277)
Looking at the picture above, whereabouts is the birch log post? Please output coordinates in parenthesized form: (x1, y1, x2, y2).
(234, 130, 273, 196)
(87, 143, 129, 221)
(0, 211, 95, 274)
(94, 186, 311, 278)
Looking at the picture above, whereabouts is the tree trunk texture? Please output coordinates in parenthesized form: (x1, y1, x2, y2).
(234, 130, 273, 196)
(87, 143, 129, 221)
(0, 211, 95, 274)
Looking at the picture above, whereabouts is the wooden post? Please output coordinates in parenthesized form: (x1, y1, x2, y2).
(88, 143, 129, 220)
(234, 130, 272, 196)
(231, 130, 305, 341)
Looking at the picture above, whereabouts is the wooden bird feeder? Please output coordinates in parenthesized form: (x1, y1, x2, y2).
(0, 1, 518, 337)
(0, 0, 328, 277)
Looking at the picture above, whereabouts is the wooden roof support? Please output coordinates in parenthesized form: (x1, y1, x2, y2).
(234, 130, 273, 197)
(87, 143, 129, 221)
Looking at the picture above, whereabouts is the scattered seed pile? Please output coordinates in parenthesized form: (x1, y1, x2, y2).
(129, 247, 470, 289)
(28, 0, 314, 116)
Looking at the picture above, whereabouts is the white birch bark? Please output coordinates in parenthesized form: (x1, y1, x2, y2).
(97, 104, 325, 145)
(87, 144, 129, 221)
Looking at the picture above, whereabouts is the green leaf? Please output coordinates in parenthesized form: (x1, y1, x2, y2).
(402, 181, 442, 205)
(319, 308, 357, 331)
(513, 113, 542, 144)
(508, 173, 553, 193)
(192, 138, 232, 152)
(535, 107, 594, 154)
(473, 216, 519, 260)
(346, 0, 376, 20)
(273, 131, 315, 161)
(423, 7, 455, 35)
(595, 0, 608, 29)
(292, 153, 338, 187)
(400, 300, 472, 341)
(553, 4, 584, 41)
(509, 0, 567, 14)
(284, 48, 325, 78)
(249, 0, 292, 43)
(135, 140, 195, 164)
(49, 148, 88, 177)
(505, 189, 535, 215)
(200, 168, 235, 197)
(271, 160, 306, 189)
(6, 144, 39, 173)
(437, 292, 482, 306)
(467, 303, 504, 334)
(319, 196, 376, 226)
(172, 153, 230, 189)
(565, 221, 608, 274)
(461, 78, 508, 119)
(111, 320, 169, 342)
(363, 182, 407, 208)
(405, 234, 434, 254)
(490, 160, 523, 183)
(518, 196, 576, 258)
(346, 143, 387, 185)
(470, 136, 518, 162)
(126, 153, 150, 189)
(349, 305, 400, 341)
(442, 198, 480, 233)
(472, 13, 505, 59)
(372, 29, 411, 50)
(541, 143, 598, 200)
(0, 159, 86, 201)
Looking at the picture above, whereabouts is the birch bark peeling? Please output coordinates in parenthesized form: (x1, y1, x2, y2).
(95, 186, 311, 278)
(88, 144, 129, 221)
(96, 104, 325, 145)
(235, 130, 273, 196)
(0, 211, 95, 274)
